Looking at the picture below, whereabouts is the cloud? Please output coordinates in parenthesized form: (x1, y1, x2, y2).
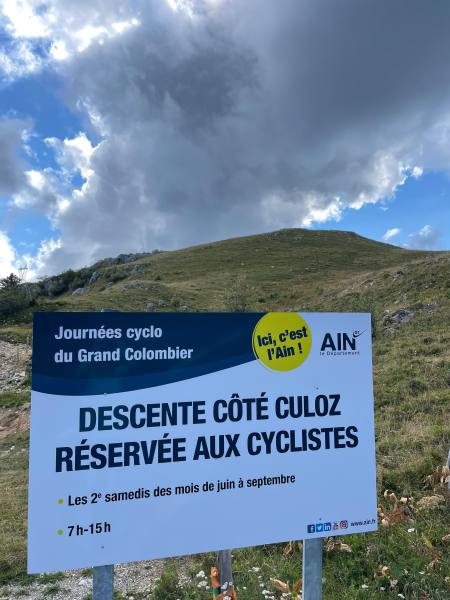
(0, 230, 18, 277)
(21, 237, 62, 279)
(0, 118, 30, 195)
(382, 227, 401, 242)
(0, 0, 140, 79)
(3, 1, 450, 273)
(44, 133, 95, 180)
(6, 131, 96, 222)
(0, 38, 42, 80)
(408, 225, 442, 249)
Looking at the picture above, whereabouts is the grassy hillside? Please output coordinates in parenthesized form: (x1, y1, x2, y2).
(0, 228, 449, 599)
(0, 229, 435, 328)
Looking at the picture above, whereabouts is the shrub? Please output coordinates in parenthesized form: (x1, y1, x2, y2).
(152, 568, 185, 600)
(223, 274, 254, 312)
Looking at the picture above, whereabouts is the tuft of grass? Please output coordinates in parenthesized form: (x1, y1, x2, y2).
(152, 568, 186, 600)
(0, 326, 32, 345)
(39, 573, 65, 584)
(43, 584, 62, 597)
(0, 392, 30, 408)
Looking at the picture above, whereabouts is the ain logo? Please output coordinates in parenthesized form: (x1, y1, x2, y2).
(320, 330, 364, 352)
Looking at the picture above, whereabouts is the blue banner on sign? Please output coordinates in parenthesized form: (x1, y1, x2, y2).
(32, 313, 261, 395)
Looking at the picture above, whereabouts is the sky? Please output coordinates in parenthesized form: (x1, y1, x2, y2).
(0, 0, 449, 279)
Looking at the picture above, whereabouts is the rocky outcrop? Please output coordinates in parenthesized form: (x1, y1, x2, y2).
(100, 253, 148, 267)
(88, 271, 103, 285)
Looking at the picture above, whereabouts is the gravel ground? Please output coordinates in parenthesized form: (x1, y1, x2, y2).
(0, 340, 31, 392)
(0, 559, 169, 599)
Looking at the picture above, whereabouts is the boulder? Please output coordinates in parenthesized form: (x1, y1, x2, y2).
(390, 309, 414, 325)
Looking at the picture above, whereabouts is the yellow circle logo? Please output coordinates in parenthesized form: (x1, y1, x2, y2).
(252, 312, 312, 371)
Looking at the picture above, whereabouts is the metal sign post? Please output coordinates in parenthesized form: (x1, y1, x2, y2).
(93, 565, 114, 600)
(217, 549, 234, 595)
(91, 310, 115, 600)
(302, 538, 323, 600)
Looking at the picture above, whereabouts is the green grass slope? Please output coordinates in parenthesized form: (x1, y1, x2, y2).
(20, 229, 437, 313)
(0, 228, 449, 599)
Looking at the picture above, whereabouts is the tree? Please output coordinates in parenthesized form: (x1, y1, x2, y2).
(0, 272, 29, 318)
(0, 273, 21, 290)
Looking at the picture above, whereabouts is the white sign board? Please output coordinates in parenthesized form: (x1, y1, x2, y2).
(28, 312, 377, 573)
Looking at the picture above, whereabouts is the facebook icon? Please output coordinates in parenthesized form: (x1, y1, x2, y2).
(307, 524, 315, 533)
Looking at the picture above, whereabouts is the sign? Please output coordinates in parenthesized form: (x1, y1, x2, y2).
(28, 312, 377, 573)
